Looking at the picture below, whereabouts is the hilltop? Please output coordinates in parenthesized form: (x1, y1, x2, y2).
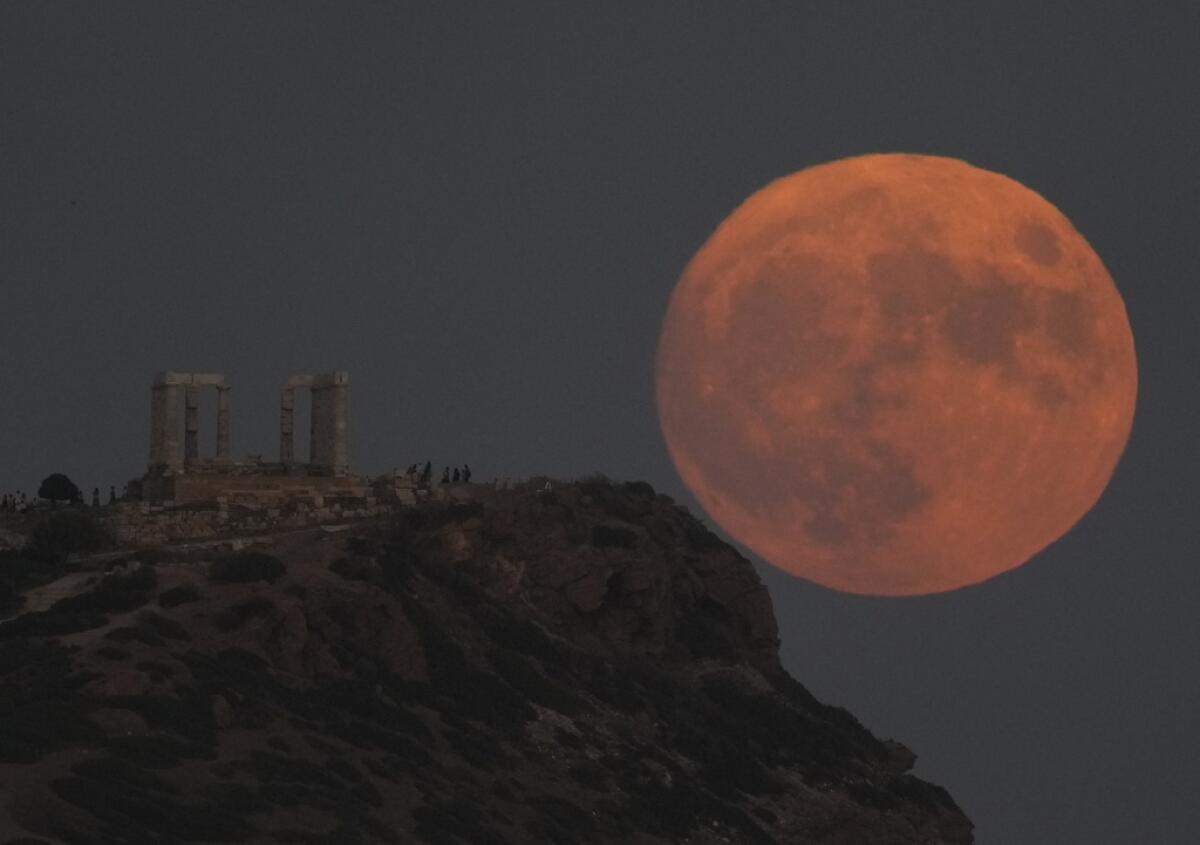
(0, 478, 973, 844)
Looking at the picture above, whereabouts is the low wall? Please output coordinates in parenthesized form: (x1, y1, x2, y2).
(101, 496, 390, 548)
(140, 471, 370, 505)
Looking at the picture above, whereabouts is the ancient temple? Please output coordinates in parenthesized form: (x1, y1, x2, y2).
(136, 369, 360, 503)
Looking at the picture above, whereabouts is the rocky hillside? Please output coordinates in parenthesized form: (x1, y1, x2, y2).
(0, 478, 973, 844)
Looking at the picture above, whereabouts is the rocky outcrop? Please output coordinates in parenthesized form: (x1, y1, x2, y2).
(0, 478, 973, 844)
(421, 479, 782, 672)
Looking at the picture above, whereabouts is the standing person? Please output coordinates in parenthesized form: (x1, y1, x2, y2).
(91, 488, 100, 508)
(441, 467, 450, 484)
(463, 464, 472, 483)
(452, 468, 460, 483)
(109, 486, 117, 504)
(422, 461, 432, 484)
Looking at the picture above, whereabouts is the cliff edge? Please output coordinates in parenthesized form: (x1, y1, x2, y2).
(0, 478, 973, 843)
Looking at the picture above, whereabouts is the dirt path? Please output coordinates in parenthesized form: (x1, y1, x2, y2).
(1, 570, 97, 622)
(1, 518, 377, 624)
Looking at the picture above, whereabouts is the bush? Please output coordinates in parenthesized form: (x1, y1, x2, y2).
(0, 551, 45, 613)
(329, 556, 379, 582)
(136, 611, 191, 642)
(412, 798, 509, 845)
(622, 480, 657, 499)
(213, 597, 275, 632)
(51, 756, 249, 842)
(208, 552, 286, 584)
(99, 561, 157, 595)
(489, 649, 590, 717)
(576, 474, 646, 521)
(679, 510, 726, 552)
(27, 511, 112, 562)
(158, 585, 202, 608)
(395, 502, 483, 534)
(591, 524, 637, 550)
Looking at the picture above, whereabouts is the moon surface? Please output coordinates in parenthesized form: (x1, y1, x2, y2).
(656, 154, 1137, 596)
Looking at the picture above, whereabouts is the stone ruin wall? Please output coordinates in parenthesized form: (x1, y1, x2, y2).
(101, 492, 389, 548)
(139, 472, 368, 505)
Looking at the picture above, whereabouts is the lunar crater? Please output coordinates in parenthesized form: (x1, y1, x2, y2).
(941, 269, 1033, 365)
(1015, 221, 1062, 266)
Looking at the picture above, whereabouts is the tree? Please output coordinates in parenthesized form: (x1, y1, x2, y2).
(38, 473, 81, 504)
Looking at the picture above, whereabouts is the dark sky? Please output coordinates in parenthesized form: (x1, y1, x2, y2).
(3, 4, 1197, 842)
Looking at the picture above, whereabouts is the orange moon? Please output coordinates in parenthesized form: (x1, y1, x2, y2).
(656, 154, 1137, 596)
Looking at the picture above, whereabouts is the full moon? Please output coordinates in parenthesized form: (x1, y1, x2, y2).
(656, 154, 1137, 596)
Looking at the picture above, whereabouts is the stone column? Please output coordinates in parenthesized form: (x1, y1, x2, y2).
(310, 371, 349, 475)
(216, 386, 232, 462)
(184, 384, 200, 466)
(280, 387, 295, 464)
(148, 377, 182, 472)
(309, 385, 329, 470)
(328, 378, 349, 475)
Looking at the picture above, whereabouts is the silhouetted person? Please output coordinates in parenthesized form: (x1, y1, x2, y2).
(452, 468, 460, 483)
(422, 461, 432, 483)
(109, 486, 117, 505)
(463, 464, 472, 483)
(91, 487, 100, 508)
(441, 467, 450, 484)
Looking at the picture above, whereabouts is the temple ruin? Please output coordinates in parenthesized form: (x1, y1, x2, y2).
(148, 371, 231, 472)
(279, 371, 349, 474)
(137, 369, 357, 503)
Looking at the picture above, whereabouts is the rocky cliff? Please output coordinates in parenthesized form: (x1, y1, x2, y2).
(0, 478, 973, 843)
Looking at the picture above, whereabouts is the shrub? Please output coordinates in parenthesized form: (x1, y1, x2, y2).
(679, 509, 727, 552)
(136, 611, 191, 641)
(213, 597, 275, 632)
(622, 480, 657, 499)
(27, 511, 112, 562)
(591, 524, 637, 550)
(325, 755, 363, 784)
(51, 756, 250, 842)
(568, 758, 609, 790)
(577, 474, 643, 520)
(524, 795, 600, 839)
(489, 649, 590, 717)
(329, 556, 379, 582)
(0, 640, 101, 763)
(99, 561, 157, 595)
(412, 798, 510, 845)
(158, 585, 202, 608)
(395, 501, 483, 534)
(22, 563, 158, 623)
(0, 551, 44, 613)
(0, 561, 164, 638)
(208, 552, 286, 584)
(105, 625, 162, 647)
